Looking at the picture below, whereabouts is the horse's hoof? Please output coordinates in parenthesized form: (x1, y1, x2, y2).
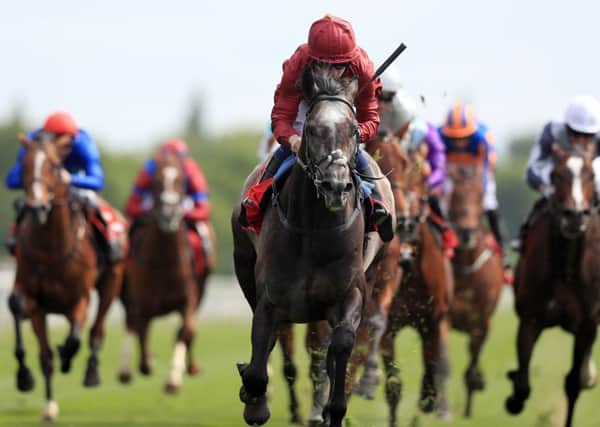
(187, 361, 202, 376)
(240, 386, 270, 426)
(83, 368, 100, 388)
(505, 396, 524, 415)
(118, 371, 132, 384)
(289, 413, 303, 425)
(57, 337, 80, 374)
(41, 400, 59, 424)
(437, 410, 453, 422)
(352, 379, 376, 400)
(139, 363, 152, 376)
(164, 382, 180, 395)
(419, 395, 435, 413)
(17, 367, 35, 392)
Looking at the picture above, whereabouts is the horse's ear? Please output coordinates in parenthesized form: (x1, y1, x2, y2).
(18, 132, 32, 148)
(301, 67, 318, 100)
(344, 77, 359, 102)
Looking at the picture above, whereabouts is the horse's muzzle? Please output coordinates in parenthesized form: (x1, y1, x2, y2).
(25, 203, 51, 225)
(320, 179, 352, 211)
(560, 208, 590, 238)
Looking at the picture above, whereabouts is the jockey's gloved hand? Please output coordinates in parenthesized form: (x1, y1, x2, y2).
(61, 168, 71, 184)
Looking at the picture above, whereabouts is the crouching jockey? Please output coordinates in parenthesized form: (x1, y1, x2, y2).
(516, 95, 600, 250)
(238, 15, 394, 242)
(378, 66, 458, 257)
(440, 104, 512, 281)
(4, 111, 126, 262)
(124, 139, 215, 274)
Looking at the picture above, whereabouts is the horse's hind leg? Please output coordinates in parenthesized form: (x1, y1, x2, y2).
(505, 317, 543, 415)
(8, 290, 35, 392)
(564, 323, 597, 427)
(306, 321, 331, 427)
(238, 297, 279, 426)
(58, 297, 87, 374)
(85, 263, 124, 387)
(464, 322, 488, 418)
(276, 324, 302, 425)
(30, 308, 59, 423)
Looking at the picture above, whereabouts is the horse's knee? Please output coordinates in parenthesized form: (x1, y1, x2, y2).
(8, 293, 23, 316)
(283, 360, 297, 384)
(330, 325, 355, 356)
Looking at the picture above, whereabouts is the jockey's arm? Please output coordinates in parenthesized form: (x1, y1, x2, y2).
(525, 123, 554, 192)
(124, 160, 154, 218)
(68, 131, 104, 191)
(5, 146, 27, 189)
(184, 158, 211, 222)
(354, 54, 381, 143)
(425, 124, 446, 190)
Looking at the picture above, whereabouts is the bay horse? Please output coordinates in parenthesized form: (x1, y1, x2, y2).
(350, 134, 407, 400)
(8, 135, 125, 422)
(231, 70, 393, 427)
(118, 149, 214, 393)
(506, 143, 600, 427)
(446, 164, 504, 417)
(375, 138, 454, 426)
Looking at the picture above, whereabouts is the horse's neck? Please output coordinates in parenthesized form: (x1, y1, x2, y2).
(29, 204, 79, 252)
(142, 218, 187, 255)
(281, 166, 356, 230)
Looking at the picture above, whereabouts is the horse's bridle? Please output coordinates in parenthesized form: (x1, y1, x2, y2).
(296, 95, 360, 198)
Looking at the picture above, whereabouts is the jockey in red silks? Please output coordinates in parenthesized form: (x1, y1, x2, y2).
(239, 15, 394, 242)
(124, 139, 213, 271)
(5, 111, 127, 262)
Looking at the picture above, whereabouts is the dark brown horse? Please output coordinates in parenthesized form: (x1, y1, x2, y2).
(376, 139, 454, 426)
(506, 144, 600, 427)
(8, 135, 126, 422)
(231, 71, 393, 427)
(446, 164, 504, 417)
(118, 149, 214, 393)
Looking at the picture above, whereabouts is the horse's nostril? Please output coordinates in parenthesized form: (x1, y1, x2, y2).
(343, 182, 353, 192)
(321, 181, 333, 191)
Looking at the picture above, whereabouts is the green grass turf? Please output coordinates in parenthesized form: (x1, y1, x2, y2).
(1, 308, 599, 427)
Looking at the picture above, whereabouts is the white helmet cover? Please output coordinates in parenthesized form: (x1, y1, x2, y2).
(381, 65, 402, 93)
(393, 91, 417, 129)
(564, 95, 600, 134)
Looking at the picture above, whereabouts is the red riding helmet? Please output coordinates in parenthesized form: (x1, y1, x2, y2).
(307, 15, 358, 64)
(162, 139, 189, 155)
(43, 111, 78, 136)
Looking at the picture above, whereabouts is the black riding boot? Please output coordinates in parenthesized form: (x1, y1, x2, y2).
(5, 198, 26, 255)
(485, 209, 509, 267)
(428, 195, 449, 228)
(359, 163, 394, 242)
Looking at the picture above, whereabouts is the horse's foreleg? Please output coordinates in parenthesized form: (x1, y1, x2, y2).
(117, 325, 135, 384)
(30, 308, 58, 423)
(59, 297, 87, 375)
(464, 321, 488, 418)
(306, 321, 331, 427)
(354, 263, 400, 400)
(417, 319, 440, 414)
(380, 314, 402, 427)
(8, 290, 35, 392)
(238, 297, 279, 426)
(165, 285, 199, 395)
(564, 323, 597, 427)
(86, 264, 124, 387)
(324, 286, 363, 427)
(136, 318, 152, 375)
(505, 317, 543, 415)
(434, 317, 452, 420)
(278, 323, 302, 425)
